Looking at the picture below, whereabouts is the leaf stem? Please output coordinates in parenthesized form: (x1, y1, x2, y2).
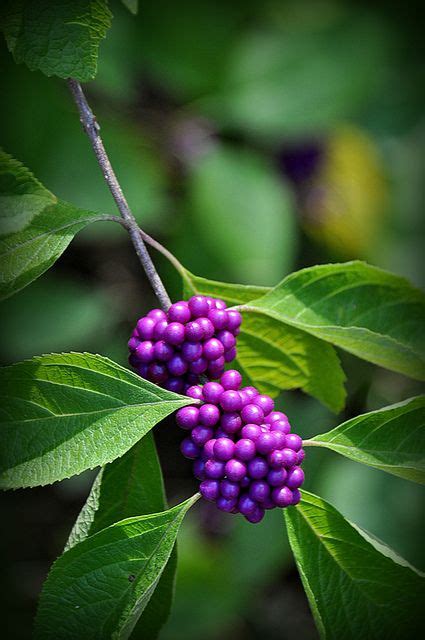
(67, 79, 171, 311)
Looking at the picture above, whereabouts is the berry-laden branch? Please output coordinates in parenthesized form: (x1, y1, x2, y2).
(67, 78, 171, 311)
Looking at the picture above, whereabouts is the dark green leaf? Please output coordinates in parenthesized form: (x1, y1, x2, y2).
(0, 151, 103, 300)
(66, 434, 178, 640)
(182, 269, 346, 412)
(306, 396, 425, 484)
(0, 0, 112, 81)
(285, 491, 425, 639)
(34, 494, 199, 640)
(251, 261, 425, 381)
(121, 0, 138, 14)
(0, 352, 195, 489)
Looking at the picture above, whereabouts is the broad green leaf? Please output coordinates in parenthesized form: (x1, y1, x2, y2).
(0, 151, 103, 300)
(187, 143, 296, 285)
(0, 352, 194, 489)
(285, 491, 425, 640)
(121, 0, 138, 14)
(305, 396, 425, 484)
(0, 0, 112, 81)
(34, 494, 199, 640)
(250, 261, 425, 381)
(66, 435, 178, 640)
(181, 269, 346, 412)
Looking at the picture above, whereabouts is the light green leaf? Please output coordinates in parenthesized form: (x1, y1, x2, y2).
(34, 494, 199, 640)
(187, 143, 295, 285)
(285, 491, 425, 640)
(0, 352, 195, 489)
(121, 0, 138, 14)
(305, 396, 425, 484)
(0, 0, 112, 81)
(250, 261, 425, 381)
(0, 151, 103, 300)
(181, 269, 346, 412)
(66, 434, 178, 640)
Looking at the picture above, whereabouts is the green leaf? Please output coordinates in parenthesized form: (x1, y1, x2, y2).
(34, 494, 199, 640)
(187, 143, 296, 285)
(0, 352, 194, 489)
(250, 261, 425, 381)
(0, 151, 103, 300)
(285, 491, 425, 640)
(306, 396, 425, 484)
(66, 434, 178, 640)
(121, 0, 138, 14)
(0, 0, 112, 81)
(181, 269, 346, 412)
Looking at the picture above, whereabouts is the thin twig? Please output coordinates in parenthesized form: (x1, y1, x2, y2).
(67, 78, 171, 310)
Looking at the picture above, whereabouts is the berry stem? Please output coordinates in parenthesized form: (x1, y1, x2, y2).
(67, 78, 171, 311)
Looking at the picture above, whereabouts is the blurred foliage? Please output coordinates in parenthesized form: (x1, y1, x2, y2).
(0, 0, 424, 638)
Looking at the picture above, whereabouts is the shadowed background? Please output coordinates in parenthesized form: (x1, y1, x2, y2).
(0, 0, 424, 638)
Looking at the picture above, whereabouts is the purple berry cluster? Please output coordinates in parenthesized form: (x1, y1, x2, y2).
(176, 369, 305, 524)
(128, 296, 242, 393)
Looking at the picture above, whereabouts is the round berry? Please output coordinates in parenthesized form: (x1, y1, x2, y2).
(224, 347, 237, 363)
(193, 459, 206, 480)
(137, 363, 149, 378)
(203, 338, 224, 361)
(220, 369, 242, 390)
(164, 322, 185, 345)
(286, 467, 305, 490)
(147, 363, 168, 384)
(168, 354, 188, 376)
(227, 310, 242, 332)
(154, 340, 174, 362)
(249, 481, 270, 503)
(128, 336, 140, 351)
(238, 494, 257, 516)
(137, 317, 156, 340)
(204, 459, 225, 479)
(191, 426, 214, 447)
(202, 439, 216, 459)
(271, 419, 291, 435)
(147, 308, 167, 323)
(199, 404, 221, 426)
(153, 319, 168, 340)
(185, 320, 204, 342)
(168, 301, 191, 323)
(189, 357, 208, 375)
(200, 479, 219, 501)
(234, 438, 256, 461)
(256, 432, 278, 455)
(268, 450, 286, 468)
(220, 412, 242, 434)
(181, 341, 203, 362)
(202, 382, 224, 404)
(291, 489, 302, 505)
(241, 404, 264, 425)
(186, 385, 204, 400)
(247, 457, 268, 479)
(135, 341, 155, 363)
(224, 459, 247, 482)
(188, 295, 209, 318)
(198, 317, 215, 339)
(216, 496, 237, 512)
(240, 475, 251, 489)
(216, 330, 236, 351)
(215, 299, 227, 310)
(272, 431, 286, 449)
(180, 438, 200, 459)
(208, 308, 228, 330)
(281, 448, 298, 467)
(241, 424, 262, 441)
(245, 505, 265, 524)
(213, 437, 235, 461)
(220, 390, 243, 412)
(267, 468, 288, 487)
(272, 486, 293, 508)
(253, 394, 274, 416)
(164, 377, 184, 394)
(220, 479, 240, 499)
(266, 411, 288, 424)
(285, 433, 303, 452)
(297, 449, 305, 465)
(176, 406, 200, 430)
(241, 386, 258, 401)
(207, 357, 226, 378)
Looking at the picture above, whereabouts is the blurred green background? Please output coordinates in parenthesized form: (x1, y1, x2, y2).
(0, 1, 424, 638)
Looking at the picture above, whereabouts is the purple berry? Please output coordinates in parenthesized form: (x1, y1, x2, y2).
(215, 299, 227, 309)
(234, 438, 256, 461)
(147, 363, 168, 384)
(281, 448, 298, 467)
(285, 433, 303, 452)
(193, 459, 206, 480)
(238, 494, 257, 516)
(245, 505, 265, 524)
(247, 457, 268, 479)
(271, 419, 291, 435)
(249, 480, 270, 503)
(240, 475, 251, 489)
(164, 377, 184, 394)
(200, 479, 219, 501)
(253, 394, 274, 415)
(168, 301, 191, 323)
(241, 424, 262, 440)
(217, 330, 236, 350)
(224, 459, 247, 482)
(220, 479, 240, 499)
(137, 363, 149, 378)
(188, 296, 210, 318)
(227, 310, 242, 332)
(297, 449, 305, 464)
(213, 437, 235, 461)
(256, 432, 278, 455)
(205, 459, 225, 479)
(224, 347, 237, 363)
(185, 320, 204, 342)
(180, 438, 200, 460)
(198, 317, 215, 339)
(208, 308, 228, 330)
(241, 386, 258, 401)
(291, 489, 302, 505)
(137, 317, 156, 340)
(189, 357, 208, 375)
(217, 496, 237, 512)
(267, 468, 288, 487)
(265, 411, 287, 424)
(203, 338, 225, 360)
(176, 406, 199, 430)
(154, 340, 174, 362)
(202, 439, 216, 459)
(220, 390, 243, 412)
(186, 385, 204, 400)
(220, 412, 242, 434)
(128, 336, 140, 351)
(147, 308, 167, 322)
(207, 356, 226, 378)
(199, 403, 221, 426)
(220, 369, 242, 390)
(272, 431, 286, 449)
(191, 425, 214, 447)
(135, 341, 155, 363)
(153, 319, 168, 340)
(268, 450, 286, 468)
(181, 341, 203, 362)
(168, 354, 188, 376)
(202, 382, 224, 404)
(286, 467, 305, 489)
(164, 322, 185, 345)
(241, 404, 264, 425)
(272, 486, 293, 508)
